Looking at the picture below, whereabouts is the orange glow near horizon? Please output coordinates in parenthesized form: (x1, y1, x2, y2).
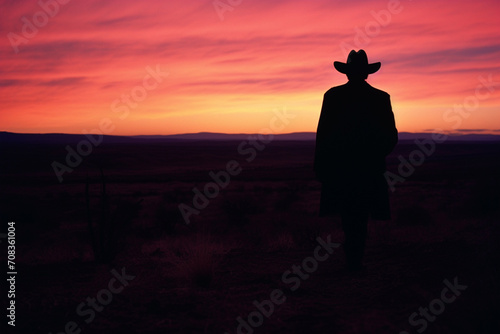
(1, 0, 499, 136)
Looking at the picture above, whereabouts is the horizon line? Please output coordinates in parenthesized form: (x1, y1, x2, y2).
(2, 130, 500, 136)
(2, 130, 500, 139)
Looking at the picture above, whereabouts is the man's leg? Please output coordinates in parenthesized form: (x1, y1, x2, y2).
(341, 211, 369, 271)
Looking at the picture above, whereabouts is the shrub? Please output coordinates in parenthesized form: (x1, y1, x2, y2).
(165, 235, 228, 288)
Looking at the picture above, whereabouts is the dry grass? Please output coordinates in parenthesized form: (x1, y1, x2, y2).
(266, 231, 296, 251)
(4, 140, 500, 333)
(163, 234, 231, 288)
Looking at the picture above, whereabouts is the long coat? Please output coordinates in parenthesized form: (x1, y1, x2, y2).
(314, 80, 398, 219)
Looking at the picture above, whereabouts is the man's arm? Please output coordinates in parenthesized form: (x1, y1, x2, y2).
(314, 93, 331, 181)
(382, 94, 398, 156)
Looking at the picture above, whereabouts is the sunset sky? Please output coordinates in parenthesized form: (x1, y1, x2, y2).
(1, 0, 499, 136)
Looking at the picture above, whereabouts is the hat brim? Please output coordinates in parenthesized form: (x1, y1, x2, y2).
(334, 61, 381, 75)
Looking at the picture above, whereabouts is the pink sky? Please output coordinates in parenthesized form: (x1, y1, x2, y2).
(1, 0, 499, 135)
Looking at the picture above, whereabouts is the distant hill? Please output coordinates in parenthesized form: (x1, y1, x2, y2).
(131, 131, 500, 141)
(1, 131, 499, 144)
(133, 132, 317, 141)
(0, 132, 139, 145)
(397, 132, 500, 141)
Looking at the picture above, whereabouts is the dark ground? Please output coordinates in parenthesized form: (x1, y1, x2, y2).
(0, 138, 499, 334)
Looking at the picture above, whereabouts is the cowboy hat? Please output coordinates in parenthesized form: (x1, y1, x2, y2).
(334, 49, 381, 75)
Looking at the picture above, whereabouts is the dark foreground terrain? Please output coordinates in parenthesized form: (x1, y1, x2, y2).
(1, 137, 499, 334)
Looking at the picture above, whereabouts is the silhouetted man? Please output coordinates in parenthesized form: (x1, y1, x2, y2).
(314, 50, 398, 272)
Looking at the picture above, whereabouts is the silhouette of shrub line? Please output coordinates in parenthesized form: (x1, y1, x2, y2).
(179, 107, 295, 225)
(223, 235, 340, 334)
